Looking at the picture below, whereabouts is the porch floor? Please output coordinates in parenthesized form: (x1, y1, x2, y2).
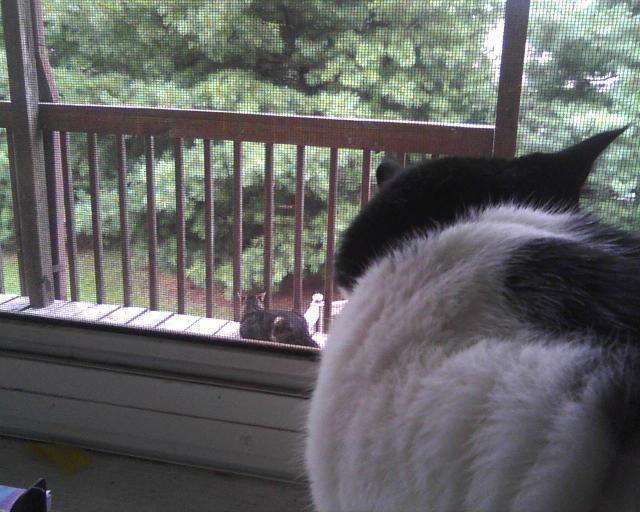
(0, 294, 327, 347)
(0, 436, 310, 512)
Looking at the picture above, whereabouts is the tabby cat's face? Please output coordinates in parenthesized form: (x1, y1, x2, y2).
(335, 128, 626, 293)
(240, 293, 266, 313)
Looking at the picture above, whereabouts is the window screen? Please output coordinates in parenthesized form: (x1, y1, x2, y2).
(0, 11, 21, 296)
(518, 0, 639, 229)
(0, 0, 637, 343)
(9, 1, 506, 322)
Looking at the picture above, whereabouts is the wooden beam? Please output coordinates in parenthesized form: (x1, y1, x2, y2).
(493, 0, 531, 158)
(38, 103, 496, 157)
(2, 98, 497, 155)
(1, 0, 54, 306)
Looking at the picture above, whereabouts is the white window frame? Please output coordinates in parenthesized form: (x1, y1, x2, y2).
(0, 313, 317, 481)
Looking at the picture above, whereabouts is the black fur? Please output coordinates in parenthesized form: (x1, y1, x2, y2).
(271, 315, 315, 346)
(504, 233, 640, 342)
(239, 294, 317, 347)
(335, 128, 626, 291)
(546, 345, 640, 449)
(596, 346, 640, 448)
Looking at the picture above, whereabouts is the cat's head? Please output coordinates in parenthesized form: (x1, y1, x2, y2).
(335, 127, 627, 293)
(239, 292, 266, 312)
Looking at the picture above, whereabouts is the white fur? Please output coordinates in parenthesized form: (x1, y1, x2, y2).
(306, 206, 633, 512)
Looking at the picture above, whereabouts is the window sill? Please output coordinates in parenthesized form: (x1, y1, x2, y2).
(0, 305, 318, 482)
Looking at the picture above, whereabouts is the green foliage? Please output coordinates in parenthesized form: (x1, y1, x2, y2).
(0, 135, 16, 247)
(518, 0, 640, 231)
(18, 0, 504, 295)
(0, 0, 638, 295)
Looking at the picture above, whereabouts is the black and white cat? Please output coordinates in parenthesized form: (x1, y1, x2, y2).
(306, 128, 640, 511)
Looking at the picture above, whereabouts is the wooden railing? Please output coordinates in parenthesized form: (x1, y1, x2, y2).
(0, 0, 531, 333)
(2, 102, 495, 327)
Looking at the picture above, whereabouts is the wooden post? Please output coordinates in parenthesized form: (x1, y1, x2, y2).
(493, 0, 531, 158)
(293, 145, 305, 313)
(31, 0, 68, 299)
(1, 0, 54, 306)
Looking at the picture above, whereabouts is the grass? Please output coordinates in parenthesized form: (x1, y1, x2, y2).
(2, 247, 150, 304)
(1, 245, 321, 321)
(0, 247, 220, 318)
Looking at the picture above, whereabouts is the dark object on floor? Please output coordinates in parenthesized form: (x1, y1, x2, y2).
(0, 478, 51, 512)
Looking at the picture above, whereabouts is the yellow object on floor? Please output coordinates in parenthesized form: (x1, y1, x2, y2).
(25, 442, 95, 474)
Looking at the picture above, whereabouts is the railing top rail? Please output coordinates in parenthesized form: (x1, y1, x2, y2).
(0, 101, 495, 156)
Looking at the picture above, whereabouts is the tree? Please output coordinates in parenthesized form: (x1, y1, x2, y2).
(1, 0, 638, 298)
(518, 0, 640, 230)
(25, 0, 503, 295)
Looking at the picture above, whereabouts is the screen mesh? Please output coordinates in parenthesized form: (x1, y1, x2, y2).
(1, 10, 25, 296)
(518, 0, 640, 229)
(0, 1, 638, 340)
(42, 1, 502, 123)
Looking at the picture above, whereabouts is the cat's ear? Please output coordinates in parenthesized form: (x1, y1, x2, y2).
(554, 127, 627, 185)
(258, 292, 266, 302)
(518, 126, 627, 207)
(376, 160, 404, 187)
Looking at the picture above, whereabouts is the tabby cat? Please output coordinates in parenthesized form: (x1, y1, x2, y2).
(306, 128, 640, 511)
(239, 293, 317, 347)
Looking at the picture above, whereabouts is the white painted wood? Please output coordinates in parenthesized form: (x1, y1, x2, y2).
(100, 306, 146, 325)
(73, 303, 120, 321)
(312, 332, 327, 349)
(45, 300, 96, 317)
(0, 356, 306, 431)
(127, 310, 173, 328)
(0, 296, 30, 312)
(304, 293, 324, 334)
(0, 389, 305, 481)
(0, 293, 17, 304)
(0, 301, 318, 480)
(99, 306, 145, 325)
(157, 313, 201, 332)
(316, 297, 348, 334)
(0, 317, 318, 392)
(186, 317, 228, 335)
(0, 437, 309, 512)
(20, 299, 66, 316)
(217, 321, 241, 338)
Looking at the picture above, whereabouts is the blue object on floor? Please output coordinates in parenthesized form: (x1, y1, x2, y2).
(0, 479, 51, 512)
